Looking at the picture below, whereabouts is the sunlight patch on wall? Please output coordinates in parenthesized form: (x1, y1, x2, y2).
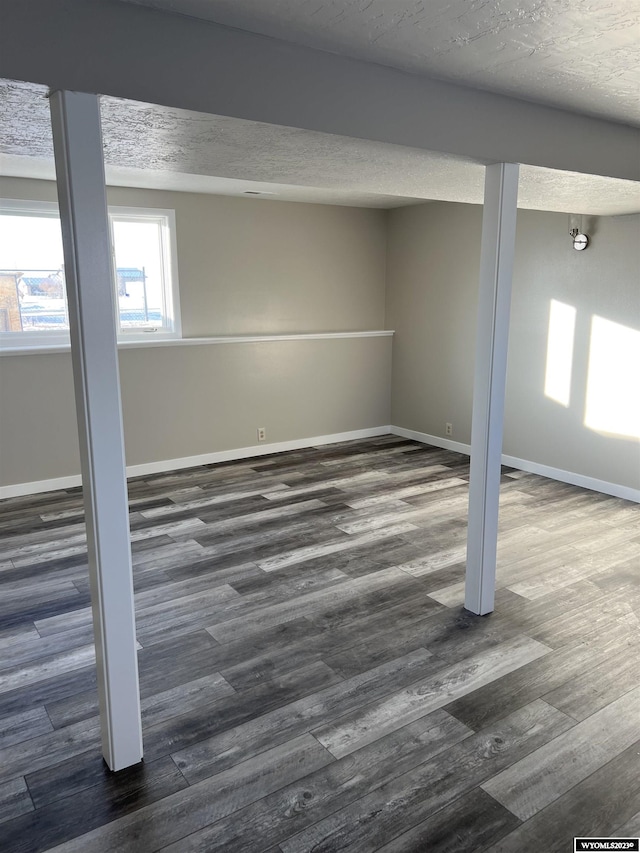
(544, 299, 576, 407)
(585, 315, 640, 440)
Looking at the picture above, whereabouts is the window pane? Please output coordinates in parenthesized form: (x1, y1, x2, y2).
(112, 218, 168, 331)
(0, 214, 69, 333)
(1, 203, 178, 345)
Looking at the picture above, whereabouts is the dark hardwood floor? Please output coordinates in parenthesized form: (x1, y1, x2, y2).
(1, 436, 639, 852)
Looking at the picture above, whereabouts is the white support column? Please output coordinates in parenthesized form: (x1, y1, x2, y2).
(49, 90, 143, 771)
(465, 162, 519, 616)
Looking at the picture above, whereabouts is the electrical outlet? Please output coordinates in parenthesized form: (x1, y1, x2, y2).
(445, 423, 453, 436)
(257, 427, 266, 442)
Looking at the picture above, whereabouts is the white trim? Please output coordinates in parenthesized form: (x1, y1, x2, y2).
(500, 455, 640, 504)
(0, 426, 391, 499)
(0, 473, 84, 499)
(3, 424, 636, 504)
(121, 330, 394, 346)
(389, 426, 640, 504)
(0, 330, 394, 356)
(0, 198, 59, 216)
(0, 197, 180, 349)
(125, 427, 391, 477)
(390, 425, 471, 456)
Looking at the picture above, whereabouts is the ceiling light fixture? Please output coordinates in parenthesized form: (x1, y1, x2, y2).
(568, 213, 589, 251)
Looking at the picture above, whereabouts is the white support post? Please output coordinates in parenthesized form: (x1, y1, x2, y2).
(465, 162, 519, 616)
(49, 90, 143, 771)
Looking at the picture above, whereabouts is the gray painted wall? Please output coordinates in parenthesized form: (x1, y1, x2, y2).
(386, 202, 640, 491)
(386, 203, 480, 444)
(1, 0, 639, 181)
(506, 209, 640, 489)
(0, 177, 387, 335)
(0, 339, 391, 485)
(0, 178, 391, 487)
(2, 179, 638, 492)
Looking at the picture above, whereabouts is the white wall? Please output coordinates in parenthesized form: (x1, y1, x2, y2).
(0, 178, 391, 489)
(386, 202, 640, 493)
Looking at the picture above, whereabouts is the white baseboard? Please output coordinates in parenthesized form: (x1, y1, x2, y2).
(500, 454, 640, 504)
(0, 473, 85, 500)
(125, 426, 392, 479)
(0, 426, 392, 499)
(390, 425, 640, 504)
(390, 425, 471, 456)
(3, 424, 637, 504)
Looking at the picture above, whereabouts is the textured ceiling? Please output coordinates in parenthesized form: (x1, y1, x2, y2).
(1, 79, 639, 214)
(121, 0, 640, 128)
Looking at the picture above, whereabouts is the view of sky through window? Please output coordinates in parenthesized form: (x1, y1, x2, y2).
(0, 205, 177, 340)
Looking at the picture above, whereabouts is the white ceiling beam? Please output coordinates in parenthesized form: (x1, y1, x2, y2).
(1, 0, 638, 183)
(49, 90, 143, 771)
(465, 162, 519, 616)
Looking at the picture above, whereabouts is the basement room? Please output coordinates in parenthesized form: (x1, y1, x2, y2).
(1, 1, 639, 851)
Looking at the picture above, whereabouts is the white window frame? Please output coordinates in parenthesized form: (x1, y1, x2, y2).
(0, 199, 181, 349)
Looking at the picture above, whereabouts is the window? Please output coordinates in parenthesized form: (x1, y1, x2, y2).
(0, 200, 180, 348)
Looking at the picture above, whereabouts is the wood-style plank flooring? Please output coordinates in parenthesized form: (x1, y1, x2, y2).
(1, 436, 639, 852)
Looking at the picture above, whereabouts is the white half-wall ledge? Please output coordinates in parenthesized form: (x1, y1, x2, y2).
(0, 330, 394, 356)
(2, 424, 637, 504)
